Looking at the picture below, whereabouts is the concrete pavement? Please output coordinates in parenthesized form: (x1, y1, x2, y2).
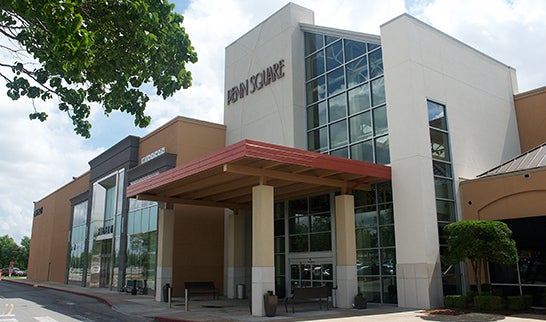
(1, 278, 545, 322)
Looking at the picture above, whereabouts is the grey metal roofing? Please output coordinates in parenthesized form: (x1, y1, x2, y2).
(478, 143, 546, 177)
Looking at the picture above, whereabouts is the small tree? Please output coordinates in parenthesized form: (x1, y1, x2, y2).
(444, 220, 517, 295)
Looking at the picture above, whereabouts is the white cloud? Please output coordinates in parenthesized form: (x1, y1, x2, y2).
(1, 0, 545, 245)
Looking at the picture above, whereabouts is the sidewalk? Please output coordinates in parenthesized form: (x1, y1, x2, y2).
(2, 278, 545, 322)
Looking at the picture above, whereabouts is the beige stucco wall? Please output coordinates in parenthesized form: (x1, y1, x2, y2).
(515, 86, 546, 153)
(28, 172, 90, 282)
(461, 168, 546, 221)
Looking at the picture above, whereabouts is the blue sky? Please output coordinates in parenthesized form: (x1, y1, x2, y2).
(1, 0, 545, 244)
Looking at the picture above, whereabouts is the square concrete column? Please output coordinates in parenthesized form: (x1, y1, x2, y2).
(226, 209, 247, 298)
(155, 207, 174, 302)
(251, 184, 275, 316)
(335, 194, 358, 308)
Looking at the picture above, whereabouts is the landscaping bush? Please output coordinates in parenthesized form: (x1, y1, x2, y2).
(444, 295, 467, 309)
(474, 295, 503, 311)
(465, 290, 476, 304)
(507, 295, 533, 311)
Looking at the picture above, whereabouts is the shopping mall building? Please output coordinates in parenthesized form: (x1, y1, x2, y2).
(28, 3, 546, 316)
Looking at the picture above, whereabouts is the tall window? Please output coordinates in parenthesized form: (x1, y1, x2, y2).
(305, 32, 389, 165)
(69, 200, 88, 282)
(427, 100, 459, 294)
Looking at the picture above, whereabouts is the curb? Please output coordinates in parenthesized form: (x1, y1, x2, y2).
(1, 278, 114, 307)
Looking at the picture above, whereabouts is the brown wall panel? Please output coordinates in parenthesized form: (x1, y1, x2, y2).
(515, 86, 546, 152)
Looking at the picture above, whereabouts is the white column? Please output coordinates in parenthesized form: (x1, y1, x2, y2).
(335, 194, 358, 308)
(155, 207, 174, 302)
(251, 185, 275, 316)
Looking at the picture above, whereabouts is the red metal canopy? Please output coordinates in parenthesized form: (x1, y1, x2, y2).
(126, 139, 391, 209)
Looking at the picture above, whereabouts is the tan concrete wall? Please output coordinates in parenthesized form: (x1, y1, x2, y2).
(461, 168, 546, 221)
(515, 86, 546, 152)
(28, 172, 90, 282)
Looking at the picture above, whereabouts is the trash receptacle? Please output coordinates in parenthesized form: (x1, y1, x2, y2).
(237, 284, 245, 299)
(163, 283, 171, 302)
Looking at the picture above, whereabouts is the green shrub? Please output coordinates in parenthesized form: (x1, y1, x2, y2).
(465, 290, 476, 304)
(474, 295, 503, 311)
(507, 295, 533, 311)
(444, 295, 467, 309)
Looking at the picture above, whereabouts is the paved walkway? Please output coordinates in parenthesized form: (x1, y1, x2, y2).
(2, 278, 545, 322)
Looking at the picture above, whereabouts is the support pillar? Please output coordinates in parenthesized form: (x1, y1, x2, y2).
(251, 185, 274, 316)
(155, 207, 174, 302)
(226, 209, 246, 298)
(335, 194, 358, 308)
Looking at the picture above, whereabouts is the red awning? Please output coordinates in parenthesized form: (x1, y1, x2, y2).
(126, 139, 391, 209)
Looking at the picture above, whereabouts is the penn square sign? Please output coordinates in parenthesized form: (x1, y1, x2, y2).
(227, 59, 285, 105)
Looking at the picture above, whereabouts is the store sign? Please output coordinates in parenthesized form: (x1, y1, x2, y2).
(227, 59, 285, 105)
(97, 225, 114, 236)
(141, 147, 165, 164)
(33, 207, 43, 217)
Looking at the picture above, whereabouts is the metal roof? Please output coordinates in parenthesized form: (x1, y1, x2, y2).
(126, 139, 391, 209)
(478, 143, 546, 178)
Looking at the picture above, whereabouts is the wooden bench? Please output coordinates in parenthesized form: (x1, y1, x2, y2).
(184, 281, 218, 300)
(285, 285, 331, 313)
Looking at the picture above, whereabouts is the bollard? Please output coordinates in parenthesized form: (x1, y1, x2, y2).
(185, 288, 188, 312)
(168, 286, 172, 308)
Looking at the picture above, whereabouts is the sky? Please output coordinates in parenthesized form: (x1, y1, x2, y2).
(0, 0, 545, 245)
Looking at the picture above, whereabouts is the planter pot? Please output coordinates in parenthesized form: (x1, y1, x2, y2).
(264, 294, 278, 317)
(354, 296, 367, 309)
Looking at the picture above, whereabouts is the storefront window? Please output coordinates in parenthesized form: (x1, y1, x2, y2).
(69, 201, 88, 282)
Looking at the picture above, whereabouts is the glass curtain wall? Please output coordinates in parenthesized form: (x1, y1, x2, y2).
(69, 200, 88, 282)
(126, 199, 158, 294)
(304, 30, 396, 304)
(427, 100, 460, 294)
(88, 170, 124, 289)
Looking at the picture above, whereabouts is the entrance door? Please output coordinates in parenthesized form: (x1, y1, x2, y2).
(288, 258, 334, 292)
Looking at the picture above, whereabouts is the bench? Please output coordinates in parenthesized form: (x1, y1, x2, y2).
(184, 281, 218, 300)
(285, 285, 331, 313)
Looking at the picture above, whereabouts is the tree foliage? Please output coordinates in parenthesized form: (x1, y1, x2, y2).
(0, 235, 30, 269)
(0, 0, 197, 137)
(444, 220, 518, 294)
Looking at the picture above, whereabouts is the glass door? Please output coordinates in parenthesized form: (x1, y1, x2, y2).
(289, 258, 333, 293)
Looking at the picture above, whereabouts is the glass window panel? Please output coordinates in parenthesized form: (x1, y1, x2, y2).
(305, 50, 325, 80)
(380, 225, 395, 247)
(373, 105, 388, 136)
(289, 198, 307, 216)
(357, 249, 380, 275)
(433, 160, 452, 178)
(368, 42, 380, 51)
(438, 224, 449, 245)
(355, 206, 377, 228)
(353, 190, 376, 208)
(274, 202, 285, 220)
(328, 93, 346, 122)
(326, 40, 343, 71)
(307, 127, 328, 152)
(141, 209, 150, 233)
(369, 48, 383, 78)
(275, 254, 285, 275)
(289, 215, 309, 234)
(290, 235, 308, 252)
(329, 120, 347, 149)
(306, 76, 326, 105)
(382, 277, 398, 304)
(325, 35, 339, 45)
(310, 233, 332, 251)
(322, 264, 333, 280)
(311, 214, 331, 232)
(350, 140, 373, 163)
(348, 83, 371, 115)
(345, 39, 367, 61)
(307, 101, 327, 128)
(327, 67, 345, 96)
(274, 219, 285, 236)
(382, 248, 396, 276)
(427, 100, 447, 130)
(436, 200, 455, 222)
(274, 237, 285, 253)
(371, 77, 385, 106)
(330, 147, 348, 158)
(309, 194, 329, 213)
(304, 32, 323, 55)
(356, 227, 378, 248)
(430, 129, 450, 161)
(379, 204, 394, 225)
(349, 111, 372, 143)
(358, 276, 381, 302)
(127, 213, 134, 235)
(434, 177, 454, 200)
(375, 135, 390, 165)
(346, 56, 368, 88)
(377, 182, 393, 203)
(149, 210, 157, 231)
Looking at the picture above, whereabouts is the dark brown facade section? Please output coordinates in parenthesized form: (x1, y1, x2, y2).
(515, 86, 546, 152)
